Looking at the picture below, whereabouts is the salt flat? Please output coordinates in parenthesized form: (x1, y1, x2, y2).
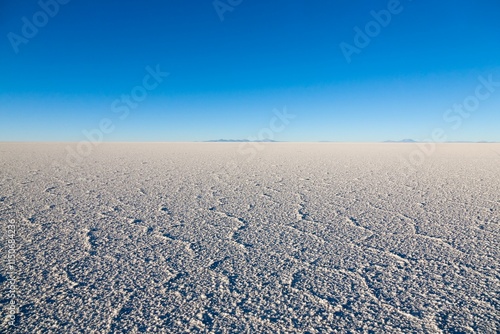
(1, 143, 499, 333)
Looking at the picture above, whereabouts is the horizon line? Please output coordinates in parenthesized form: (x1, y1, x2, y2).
(1, 141, 499, 144)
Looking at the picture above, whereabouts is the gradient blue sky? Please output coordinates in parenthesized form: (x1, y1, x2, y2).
(1, 0, 499, 142)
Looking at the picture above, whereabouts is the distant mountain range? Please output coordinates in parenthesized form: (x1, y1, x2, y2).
(383, 139, 417, 143)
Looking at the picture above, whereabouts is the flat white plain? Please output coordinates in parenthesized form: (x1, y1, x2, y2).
(1, 143, 499, 333)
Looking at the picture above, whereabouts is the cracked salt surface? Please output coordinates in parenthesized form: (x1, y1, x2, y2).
(0, 142, 499, 333)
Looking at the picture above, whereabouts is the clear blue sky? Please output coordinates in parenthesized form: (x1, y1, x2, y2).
(1, 0, 499, 142)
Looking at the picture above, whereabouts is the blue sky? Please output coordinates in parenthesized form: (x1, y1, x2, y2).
(1, 0, 499, 142)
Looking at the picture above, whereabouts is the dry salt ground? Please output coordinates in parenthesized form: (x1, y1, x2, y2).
(0, 142, 499, 333)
